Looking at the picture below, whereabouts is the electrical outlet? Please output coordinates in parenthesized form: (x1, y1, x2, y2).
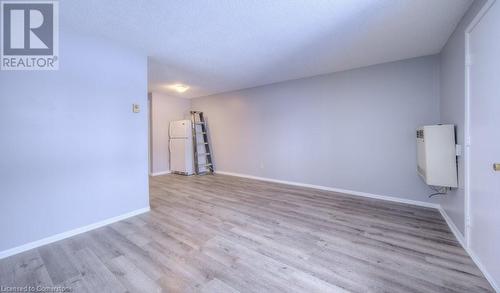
(132, 104, 140, 113)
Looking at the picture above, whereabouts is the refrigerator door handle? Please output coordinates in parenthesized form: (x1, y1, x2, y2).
(168, 139, 171, 170)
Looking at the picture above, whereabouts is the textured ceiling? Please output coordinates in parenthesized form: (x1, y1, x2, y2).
(60, 0, 472, 98)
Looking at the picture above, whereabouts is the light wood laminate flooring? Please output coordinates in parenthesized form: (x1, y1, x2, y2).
(0, 174, 494, 292)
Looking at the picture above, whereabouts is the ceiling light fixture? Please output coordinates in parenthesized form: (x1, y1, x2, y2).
(168, 84, 190, 93)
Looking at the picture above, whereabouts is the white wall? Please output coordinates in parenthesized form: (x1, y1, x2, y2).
(0, 29, 149, 252)
(192, 56, 441, 203)
(439, 0, 487, 236)
(150, 93, 191, 175)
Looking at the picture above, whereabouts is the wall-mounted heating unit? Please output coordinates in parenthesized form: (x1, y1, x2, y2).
(416, 124, 458, 188)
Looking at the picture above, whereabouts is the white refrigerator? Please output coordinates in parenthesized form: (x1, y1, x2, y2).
(169, 120, 194, 175)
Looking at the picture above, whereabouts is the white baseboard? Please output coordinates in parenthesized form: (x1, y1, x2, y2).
(215, 171, 440, 209)
(438, 207, 466, 248)
(150, 170, 171, 176)
(467, 246, 500, 292)
(0, 207, 150, 260)
(439, 208, 499, 292)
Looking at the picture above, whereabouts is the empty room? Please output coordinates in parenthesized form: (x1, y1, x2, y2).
(1, 0, 499, 292)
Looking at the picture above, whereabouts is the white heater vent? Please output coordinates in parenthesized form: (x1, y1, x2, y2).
(416, 125, 457, 188)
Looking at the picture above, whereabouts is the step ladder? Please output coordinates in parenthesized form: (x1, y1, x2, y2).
(191, 111, 214, 175)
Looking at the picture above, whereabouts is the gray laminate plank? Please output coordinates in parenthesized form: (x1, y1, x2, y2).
(0, 249, 53, 288)
(70, 248, 127, 293)
(105, 255, 162, 293)
(200, 278, 240, 293)
(37, 243, 80, 285)
(0, 174, 494, 293)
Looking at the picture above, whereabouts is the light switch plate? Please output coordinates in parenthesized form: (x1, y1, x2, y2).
(132, 104, 140, 113)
